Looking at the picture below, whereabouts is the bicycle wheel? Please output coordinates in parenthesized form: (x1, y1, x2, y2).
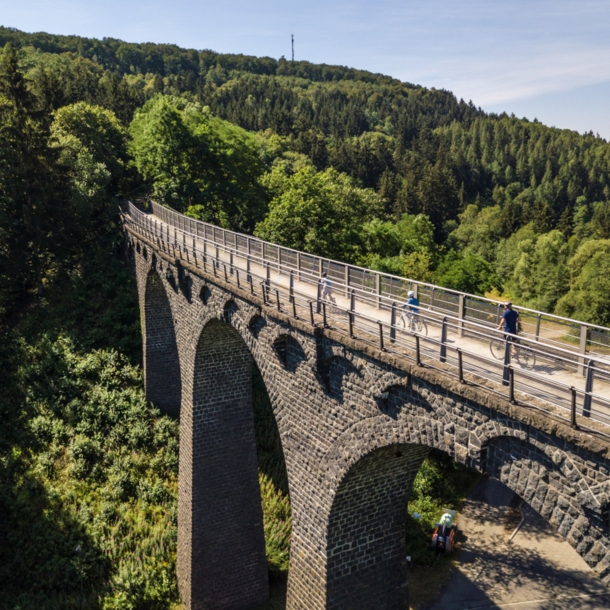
(515, 346, 536, 369)
(490, 338, 505, 360)
(397, 312, 407, 329)
(414, 317, 428, 336)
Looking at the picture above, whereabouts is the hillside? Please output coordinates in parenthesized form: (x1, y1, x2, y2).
(2, 25, 610, 324)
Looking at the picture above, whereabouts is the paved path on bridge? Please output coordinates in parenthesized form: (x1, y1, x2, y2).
(182, 223, 610, 423)
(429, 477, 610, 610)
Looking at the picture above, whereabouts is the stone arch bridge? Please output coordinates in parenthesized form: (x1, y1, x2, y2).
(124, 216, 610, 610)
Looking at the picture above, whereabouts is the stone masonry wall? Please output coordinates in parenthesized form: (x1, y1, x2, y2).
(128, 228, 610, 610)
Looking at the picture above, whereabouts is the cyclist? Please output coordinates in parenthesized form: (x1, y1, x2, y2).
(497, 301, 520, 352)
(401, 290, 420, 329)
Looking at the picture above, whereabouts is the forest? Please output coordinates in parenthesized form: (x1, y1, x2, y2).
(0, 26, 609, 608)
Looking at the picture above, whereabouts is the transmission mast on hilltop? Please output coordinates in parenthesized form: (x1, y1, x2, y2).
(291, 34, 294, 61)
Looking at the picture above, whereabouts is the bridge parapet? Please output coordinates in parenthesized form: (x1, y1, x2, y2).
(124, 204, 610, 610)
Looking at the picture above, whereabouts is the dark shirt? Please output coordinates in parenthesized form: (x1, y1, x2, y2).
(502, 309, 519, 334)
(404, 297, 419, 312)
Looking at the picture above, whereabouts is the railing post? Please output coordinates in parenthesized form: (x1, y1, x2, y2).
(570, 387, 577, 429)
(236, 269, 240, 289)
(350, 289, 355, 313)
(378, 321, 385, 351)
(457, 294, 465, 338)
(440, 317, 447, 363)
(344, 265, 349, 298)
(376, 273, 381, 310)
(249, 273, 253, 295)
(535, 314, 542, 342)
(430, 286, 436, 310)
(290, 270, 294, 298)
(578, 325, 588, 376)
(415, 335, 421, 366)
(275, 289, 281, 312)
(457, 349, 464, 383)
(224, 264, 228, 283)
(502, 339, 511, 386)
(496, 303, 502, 325)
(412, 283, 418, 299)
(291, 295, 297, 319)
(316, 281, 322, 314)
(296, 252, 301, 282)
(261, 283, 267, 306)
(583, 360, 595, 417)
(390, 302, 397, 343)
(508, 366, 515, 403)
(309, 301, 315, 326)
(230, 251, 234, 275)
(322, 302, 328, 328)
(349, 311, 354, 338)
(265, 262, 271, 295)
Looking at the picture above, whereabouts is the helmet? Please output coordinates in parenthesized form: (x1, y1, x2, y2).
(408, 290, 415, 297)
(504, 301, 512, 308)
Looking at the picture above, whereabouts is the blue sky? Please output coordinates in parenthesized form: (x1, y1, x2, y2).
(3, 0, 610, 138)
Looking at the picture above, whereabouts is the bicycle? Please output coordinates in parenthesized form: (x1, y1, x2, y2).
(398, 310, 428, 336)
(489, 337, 536, 369)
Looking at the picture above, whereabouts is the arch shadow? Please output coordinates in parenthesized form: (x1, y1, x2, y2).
(143, 269, 181, 417)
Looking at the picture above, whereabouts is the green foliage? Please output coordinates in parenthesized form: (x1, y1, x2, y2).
(0, 335, 179, 609)
(255, 156, 383, 263)
(503, 229, 570, 311)
(448, 204, 505, 262)
(129, 95, 267, 231)
(435, 250, 500, 295)
(555, 239, 610, 326)
(359, 214, 437, 280)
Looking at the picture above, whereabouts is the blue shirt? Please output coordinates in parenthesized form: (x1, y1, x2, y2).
(405, 297, 419, 312)
(502, 309, 519, 334)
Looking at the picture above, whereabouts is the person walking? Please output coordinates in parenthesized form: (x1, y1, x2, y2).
(320, 272, 336, 305)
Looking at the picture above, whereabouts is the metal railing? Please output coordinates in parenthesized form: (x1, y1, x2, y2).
(150, 201, 610, 365)
(123, 201, 610, 436)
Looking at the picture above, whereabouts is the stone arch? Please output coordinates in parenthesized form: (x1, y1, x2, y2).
(272, 334, 308, 373)
(143, 269, 181, 417)
(248, 313, 266, 338)
(178, 317, 291, 610)
(199, 284, 211, 305)
(222, 298, 239, 324)
(164, 266, 178, 292)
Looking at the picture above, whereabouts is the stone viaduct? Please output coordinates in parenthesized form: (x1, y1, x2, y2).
(126, 225, 610, 610)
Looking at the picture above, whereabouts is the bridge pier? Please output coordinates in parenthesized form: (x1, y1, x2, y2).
(177, 319, 268, 610)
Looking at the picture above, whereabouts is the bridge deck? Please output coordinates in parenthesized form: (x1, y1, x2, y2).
(123, 203, 610, 435)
